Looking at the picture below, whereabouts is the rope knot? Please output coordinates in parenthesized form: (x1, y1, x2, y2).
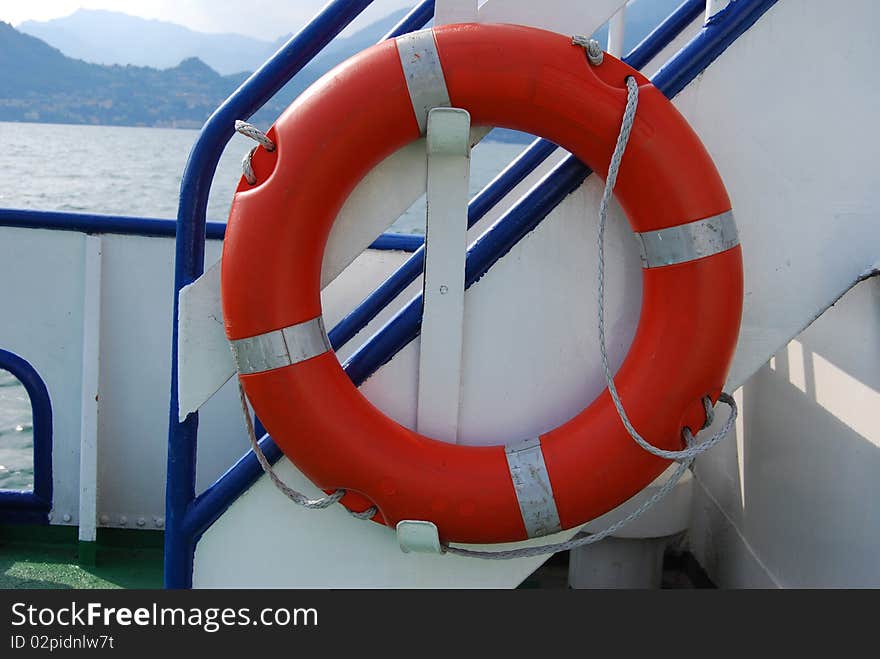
(572, 35, 604, 66)
(235, 120, 275, 185)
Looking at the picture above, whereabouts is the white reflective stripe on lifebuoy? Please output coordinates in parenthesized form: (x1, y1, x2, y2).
(634, 210, 739, 268)
(396, 29, 451, 134)
(505, 438, 562, 538)
(231, 317, 330, 375)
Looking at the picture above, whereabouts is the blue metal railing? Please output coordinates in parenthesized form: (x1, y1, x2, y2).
(166, 0, 778, 588)
(0, 208, 423, 251)
(0, 349, 53, 525)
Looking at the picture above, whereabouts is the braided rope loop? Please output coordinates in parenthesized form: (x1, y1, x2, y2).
(235, 120, 275, 185)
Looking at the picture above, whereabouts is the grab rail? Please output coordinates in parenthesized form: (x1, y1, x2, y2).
(0, 208, 423, 251)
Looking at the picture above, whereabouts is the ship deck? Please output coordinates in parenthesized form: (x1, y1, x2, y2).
(0, 525, 162, 589)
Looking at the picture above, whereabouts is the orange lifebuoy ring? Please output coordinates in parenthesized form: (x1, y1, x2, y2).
(221, 23, 743, 544)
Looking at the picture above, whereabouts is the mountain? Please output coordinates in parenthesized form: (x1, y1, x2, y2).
(18, 8, 408, 76)
(0, 22, 249, 127)
(0, 9, 408, 128)
(1, 2, 687, 131)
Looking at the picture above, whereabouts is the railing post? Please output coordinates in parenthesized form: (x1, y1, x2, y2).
(78, 234, 102, 565)
(165, 0, 378, 589)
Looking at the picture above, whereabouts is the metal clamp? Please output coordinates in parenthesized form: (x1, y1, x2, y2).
(396, 520, 443, 554)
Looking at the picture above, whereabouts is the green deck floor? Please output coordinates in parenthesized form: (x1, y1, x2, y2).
(0, 525, 163, 589)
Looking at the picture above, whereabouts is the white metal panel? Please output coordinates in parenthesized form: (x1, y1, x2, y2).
(0, 227, 86, 525)
(93, 234, 247, 524)
(193, 456, 559, 588)
(607, 6, 626, 57)
(435, 0, 478, 25)
(478, 0, 626, 37)
(705, 0, 730, 21)
(672, 0, 880, 391)
(177, 261, 226, 421)
(692, 278, 880, 587)
(680, 0, 880, 586)
(417, 108, 471, 442)
(78, 235, 101, 542)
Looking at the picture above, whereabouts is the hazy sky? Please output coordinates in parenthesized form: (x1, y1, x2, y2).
(0, 0, 417, 40)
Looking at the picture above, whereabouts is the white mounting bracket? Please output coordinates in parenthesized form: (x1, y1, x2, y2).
(396, 520, 443, 554)
(416, 107, 472, 442)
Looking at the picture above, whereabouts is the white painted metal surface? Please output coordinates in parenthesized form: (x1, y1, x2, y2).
(193, 457, 558, 588)
(607, 6, 626, 57)
(77, 235, 101, 543)
(0, 227, 87, 526)
(478, 0, 628, 39)
(417, 108, 471, 442)
(177, 261, 226, 421)
(705, 0, 730, 22)
(435, 0, 478, 26)
(692, 277, 880, 587)
(397, 520, 443, 554)
(0, 228, 278, 526)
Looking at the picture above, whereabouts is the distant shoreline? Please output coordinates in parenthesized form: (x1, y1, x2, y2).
(0, 118, 536, 144)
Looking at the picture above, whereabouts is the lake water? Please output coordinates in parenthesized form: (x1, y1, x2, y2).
(0, 120, 530, 490)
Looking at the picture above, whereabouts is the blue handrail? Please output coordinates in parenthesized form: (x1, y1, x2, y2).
(0, 349, 53, 525)
(165, 0, 434, 588)
(327, 0, 705, 351)
(0, 208, 423, 251)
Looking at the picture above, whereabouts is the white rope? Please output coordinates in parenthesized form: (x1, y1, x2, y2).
(237, 379, 379, 519)
(235, 120, 275, 185)
(237, 380, 343, 509)
(596, 77, 738, 463)
(571, 35, 604, 65)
